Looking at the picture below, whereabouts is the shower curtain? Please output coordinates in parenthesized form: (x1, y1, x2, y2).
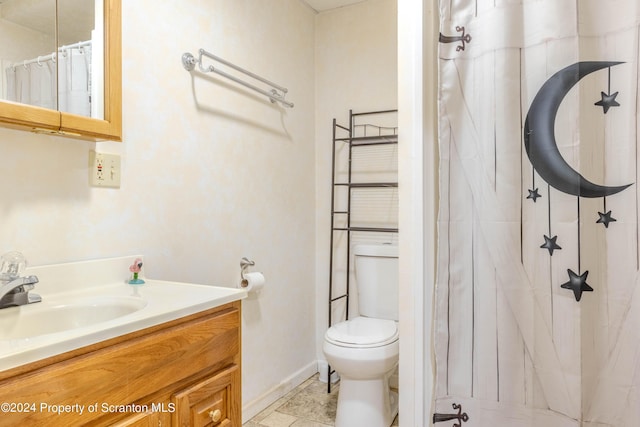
(435, 0, 640, 425)
(5, 44, 91, 116)
(57, 45, 92, 117)
(5, 61, 56, 111)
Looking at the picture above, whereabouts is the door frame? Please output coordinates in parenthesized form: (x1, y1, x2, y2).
(398, 0, 439, 424)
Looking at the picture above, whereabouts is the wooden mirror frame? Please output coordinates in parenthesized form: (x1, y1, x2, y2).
(0, 0, 122, 141)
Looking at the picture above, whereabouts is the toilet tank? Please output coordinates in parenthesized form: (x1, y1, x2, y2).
(354, 244, 398, 321)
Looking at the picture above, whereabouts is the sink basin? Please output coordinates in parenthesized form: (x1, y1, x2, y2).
(0, 255, 247, 372)
(0, 296, 147, 340)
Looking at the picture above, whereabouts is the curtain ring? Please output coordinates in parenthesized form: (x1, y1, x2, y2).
(36, 56, 43, 67)
(23, 60, 28, 69)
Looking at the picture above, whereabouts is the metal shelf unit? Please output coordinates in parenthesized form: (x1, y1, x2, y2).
(327, 109, 398, 392)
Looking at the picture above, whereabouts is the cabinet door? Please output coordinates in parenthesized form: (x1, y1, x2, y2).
(172, 364, 240, 427)
(0, 0, 121, 141)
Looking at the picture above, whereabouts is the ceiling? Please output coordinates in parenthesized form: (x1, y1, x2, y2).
(302, 0, 367, 12)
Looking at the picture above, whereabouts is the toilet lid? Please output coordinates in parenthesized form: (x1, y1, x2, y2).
(326, 317, 398, 347)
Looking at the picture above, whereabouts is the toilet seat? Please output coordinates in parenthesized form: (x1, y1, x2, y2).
(325, 317, 398, 348)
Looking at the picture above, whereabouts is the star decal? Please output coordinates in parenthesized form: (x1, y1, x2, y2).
(527, 188, 541, 202)
(540, 235, 561, 256)
(594, 91, 620, 114)
(596, 210, 617, 228)
(561, 269, 593, 302)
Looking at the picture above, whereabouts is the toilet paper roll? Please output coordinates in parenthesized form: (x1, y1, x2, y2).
(240, 272, 265, 293)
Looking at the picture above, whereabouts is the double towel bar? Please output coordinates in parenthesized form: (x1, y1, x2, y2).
(182, 48, 294, 108)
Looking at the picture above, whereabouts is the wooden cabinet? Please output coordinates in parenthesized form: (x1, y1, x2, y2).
(110, 410, 165, 427)
(173, 365, 240, 427)
(0, 301, 242, 427)
(0, 0, 122, 141)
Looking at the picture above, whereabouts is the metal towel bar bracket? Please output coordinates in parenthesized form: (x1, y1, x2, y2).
(182, 49, 294, 108)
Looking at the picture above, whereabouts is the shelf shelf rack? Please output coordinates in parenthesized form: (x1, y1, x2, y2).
(327, 109, 398, 392)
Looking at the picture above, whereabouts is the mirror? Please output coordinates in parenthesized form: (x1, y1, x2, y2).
(0, 0, 102, 120)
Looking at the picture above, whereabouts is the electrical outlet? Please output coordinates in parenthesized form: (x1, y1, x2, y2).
(89, 151, 121, 188)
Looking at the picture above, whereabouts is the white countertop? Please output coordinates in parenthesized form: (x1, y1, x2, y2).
(0, 256, 247, 372)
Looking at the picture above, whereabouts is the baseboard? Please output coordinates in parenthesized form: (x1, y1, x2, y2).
(242, 360, 318, 423)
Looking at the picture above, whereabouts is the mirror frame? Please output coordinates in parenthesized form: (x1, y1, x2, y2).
(0, 0, 122, 141)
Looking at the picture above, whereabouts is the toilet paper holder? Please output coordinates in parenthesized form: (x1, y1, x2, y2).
(240, 257, 255, 280)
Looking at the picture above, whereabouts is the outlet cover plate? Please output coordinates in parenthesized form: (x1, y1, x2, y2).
(89, 151, 121, 188)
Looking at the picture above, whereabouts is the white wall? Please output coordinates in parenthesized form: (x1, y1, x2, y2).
(0, 15, 53, 63)
(0, 0, 421, 422)
(0, 15, 55, 98)
(0, 0, 317, 419)
(314, 0, 398, 361)
(312, 3, 435, 425)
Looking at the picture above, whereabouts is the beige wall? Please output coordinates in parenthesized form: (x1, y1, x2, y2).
(0, 15, 54, 98)
(0, 0, 405, 421)
(313, 0, 398, 360)
(0, 0, 316, 417)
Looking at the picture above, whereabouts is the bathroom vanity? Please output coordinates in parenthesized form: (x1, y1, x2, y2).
(0, 301, 241, 426)
(0, 256, 246, 426)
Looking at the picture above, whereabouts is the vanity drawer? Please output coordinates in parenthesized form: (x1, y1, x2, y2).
(172, 364, 240, 427)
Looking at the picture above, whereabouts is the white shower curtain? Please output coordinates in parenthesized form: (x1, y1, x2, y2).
(58, 45, 92, 117)
(435, 0, 640, 425)
(4, 44, 91, 116)
(5, 62, 56, 110)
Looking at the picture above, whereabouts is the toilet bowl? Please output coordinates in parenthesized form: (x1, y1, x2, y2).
(323, 316, 399, 427)
(324, 244, 399, 427)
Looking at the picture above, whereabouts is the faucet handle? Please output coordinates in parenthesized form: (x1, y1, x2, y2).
(0, 251, 27, 281)
(21, 283, 35, 292)
(23, 275, 39, 285)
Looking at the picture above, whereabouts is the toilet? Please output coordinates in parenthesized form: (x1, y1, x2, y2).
(323, 244, 399, 427)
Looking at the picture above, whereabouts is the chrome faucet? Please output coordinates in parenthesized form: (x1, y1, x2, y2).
(0, 275, 41, 309)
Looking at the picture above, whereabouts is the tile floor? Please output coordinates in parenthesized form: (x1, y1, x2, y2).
(243, 374, 399, 427)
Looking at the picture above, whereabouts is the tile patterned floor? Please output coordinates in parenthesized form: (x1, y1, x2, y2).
(244, 374, 399, 427)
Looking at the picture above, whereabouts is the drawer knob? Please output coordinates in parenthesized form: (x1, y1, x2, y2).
(209, 409, 222, 423)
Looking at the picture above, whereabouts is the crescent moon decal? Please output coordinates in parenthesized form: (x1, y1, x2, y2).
(524, 61, 632, 197)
